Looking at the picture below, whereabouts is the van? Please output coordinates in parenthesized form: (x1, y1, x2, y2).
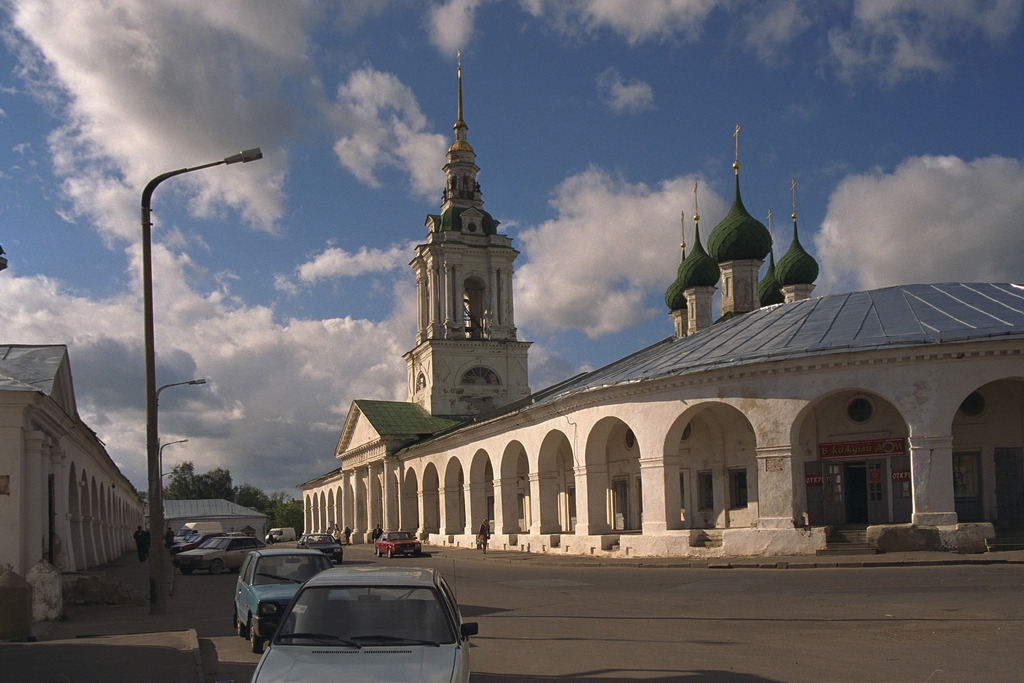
(266, 527, 296, 544)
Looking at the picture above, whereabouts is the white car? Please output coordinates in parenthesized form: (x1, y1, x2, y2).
(250, 566, 478, 683)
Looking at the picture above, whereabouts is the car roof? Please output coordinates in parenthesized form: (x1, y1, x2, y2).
(303, 566, 438, 588)
(250, 548, 329, 558)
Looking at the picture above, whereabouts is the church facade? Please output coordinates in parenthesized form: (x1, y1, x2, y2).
(300, 72, 1024, 558)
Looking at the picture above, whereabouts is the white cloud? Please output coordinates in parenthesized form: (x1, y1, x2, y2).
(428, 0, 485, 55)
(330, 68, 448, 200)
(521, 0, 720, 44)
(815, 155, 1024, 294)
(0, 247, 409, 493)
(5, 0, 313, 241)
(514, 167, 726, 337)
(293, 243, 411, 285)
(828, 0, 1022, 84)
(595, 67, 654, 114)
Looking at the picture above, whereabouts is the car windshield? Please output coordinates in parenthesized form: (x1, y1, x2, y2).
(200, 536, 230, 549)
(254, 555, 330, 585)
(305, 534, 334, 543)
(276, 585, 456, 646)
(385, 532, 413, 541)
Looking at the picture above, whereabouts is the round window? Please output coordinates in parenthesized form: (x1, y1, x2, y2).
(959, 391, 985, 417)
(847, 397, 873, 423)
(624, 429, 636, 449)
(681, 423, 692, 441)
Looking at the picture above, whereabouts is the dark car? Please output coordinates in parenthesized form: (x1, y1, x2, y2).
(170, 531, 225, 555)
(295, 533, 343, 563)
(374, 530, 422, 558)
(235, 548, 334, 654)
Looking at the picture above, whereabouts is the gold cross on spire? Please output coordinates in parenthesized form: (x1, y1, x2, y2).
(791, 178, 798, 220)
(767, 208, 774, 244)
(733, 124, 741, 173)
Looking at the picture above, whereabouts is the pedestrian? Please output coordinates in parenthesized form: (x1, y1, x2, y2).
(476, 519, 490, 553)
(343, 525, 351, 544)
(372, 523, 383, 541)
(164, 526, 175, 550)
(133, 525, 148, 562)
(332, 523, 341, 543)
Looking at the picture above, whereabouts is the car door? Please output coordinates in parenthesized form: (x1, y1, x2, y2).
(236, 554, 255, 619)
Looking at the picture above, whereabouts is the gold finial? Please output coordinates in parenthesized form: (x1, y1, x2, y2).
(791, 178, 797, 220)
(679, 208, 686, 253)
(733, 124, 741, 173)
(692, 179, 701, 225)
(767, 209, 774, 245)
(458, 52, 464, 123)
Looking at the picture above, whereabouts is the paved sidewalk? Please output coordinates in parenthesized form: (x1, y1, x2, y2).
(3, 544, 1022, 683)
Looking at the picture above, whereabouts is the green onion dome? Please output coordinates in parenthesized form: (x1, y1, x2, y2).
(666, 223, 720, 313)
(775, 217, 819, 286)
(758, 250, 784, 306)
(707, 175, 772, 263)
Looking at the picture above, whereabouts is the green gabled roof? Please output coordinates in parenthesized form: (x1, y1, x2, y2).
(707, 175, 772, 263)
(438, 205, 497, 235)
(353, 400, 464, 437)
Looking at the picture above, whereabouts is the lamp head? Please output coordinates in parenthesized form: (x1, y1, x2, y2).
(224, 148, 263, 165)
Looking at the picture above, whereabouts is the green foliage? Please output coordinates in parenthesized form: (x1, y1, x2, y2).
(163, 460, 302, 530)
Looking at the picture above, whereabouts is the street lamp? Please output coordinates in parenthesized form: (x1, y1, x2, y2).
(142, 149, 262, 614)
(159, 438, 189, 483)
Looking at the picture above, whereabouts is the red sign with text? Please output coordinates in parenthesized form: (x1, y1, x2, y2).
(818, 438, 906, 459)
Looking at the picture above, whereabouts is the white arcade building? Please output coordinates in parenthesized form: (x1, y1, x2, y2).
(300, 69, 1024, 558)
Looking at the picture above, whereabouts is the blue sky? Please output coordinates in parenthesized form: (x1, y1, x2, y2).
(2, 0, 1022, 497)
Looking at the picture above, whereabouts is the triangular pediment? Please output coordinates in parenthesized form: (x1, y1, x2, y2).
(334, 403, 385, 458)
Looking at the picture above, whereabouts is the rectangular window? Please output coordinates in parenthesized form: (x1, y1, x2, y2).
(679, 473, 686, 513)
(729, 468, 748, 509)
(953, 452, 981, 498)
(698, 471, 714, 511)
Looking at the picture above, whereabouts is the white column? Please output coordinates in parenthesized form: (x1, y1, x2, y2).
(909, 434, 957, 526)
(755, 445, 798, 528)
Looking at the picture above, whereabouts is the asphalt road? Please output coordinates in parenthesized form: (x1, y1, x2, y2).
(172, 544, 1024, 683)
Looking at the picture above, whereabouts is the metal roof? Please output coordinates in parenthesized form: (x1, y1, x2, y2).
(353, 399, 463, 436)
(163, 499, 267, 520)
(0, 344, 67, 393)
(534, 283, 1024, 406)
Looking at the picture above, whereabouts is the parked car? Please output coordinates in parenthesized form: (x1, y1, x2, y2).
(235, 548, 334, 654)
(375, 530, 422, 558)
(296, 533, 344, 563)
(170, 531, 225, 555)
(251, 566, 478, 683)
(265, 527, 296, 544)
(172, 534, 264, 574)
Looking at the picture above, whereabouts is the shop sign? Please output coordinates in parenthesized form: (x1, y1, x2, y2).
(818, 438, 906, 459)
(805, 474, 835, 487)
(892, 469, 911, 482)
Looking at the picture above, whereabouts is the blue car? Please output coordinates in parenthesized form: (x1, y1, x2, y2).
(234, 548, 333, 653)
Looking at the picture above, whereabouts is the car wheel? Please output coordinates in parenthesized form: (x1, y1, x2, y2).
(387, 547, 394, 558)
(180, 567, 193, 575)
(209, 559, 224, 575)
(250, 623, 264, 654)
(237, 612, 248, 638)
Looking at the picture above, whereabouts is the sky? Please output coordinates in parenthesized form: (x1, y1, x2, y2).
(2, 0, 1022, 499)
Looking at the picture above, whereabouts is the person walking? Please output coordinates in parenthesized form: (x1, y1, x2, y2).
(476, 519, 490, 553)
(343, 525, 352, 544)
(132, 525, 149, 562)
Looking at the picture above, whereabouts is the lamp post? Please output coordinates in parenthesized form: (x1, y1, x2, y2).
(159, 437, 189, 481)
(143, 149, 262, 614)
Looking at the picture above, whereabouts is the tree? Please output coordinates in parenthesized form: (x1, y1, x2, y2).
(235, 483, 270, 511)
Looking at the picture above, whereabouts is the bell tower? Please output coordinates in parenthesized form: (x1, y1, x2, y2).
(404, 57, 531, 417)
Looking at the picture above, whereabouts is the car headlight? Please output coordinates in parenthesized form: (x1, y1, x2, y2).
(258, 602, 280, 617)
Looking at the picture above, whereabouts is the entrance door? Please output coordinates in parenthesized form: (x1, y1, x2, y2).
(612, 479, 628, 530)
(994, 448, 1024, 522)
(866, 460, 888, 523)
(823, 462, 845, 524)
(845, 463, 869, 524)
(954, 451, 984, 521)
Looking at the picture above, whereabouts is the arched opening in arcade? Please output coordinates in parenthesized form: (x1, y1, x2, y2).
(797, 390, 910, 526)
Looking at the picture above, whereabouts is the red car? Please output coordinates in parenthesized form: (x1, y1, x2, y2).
(374, 530, 422, 558)
(170, 531, 225, 555)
